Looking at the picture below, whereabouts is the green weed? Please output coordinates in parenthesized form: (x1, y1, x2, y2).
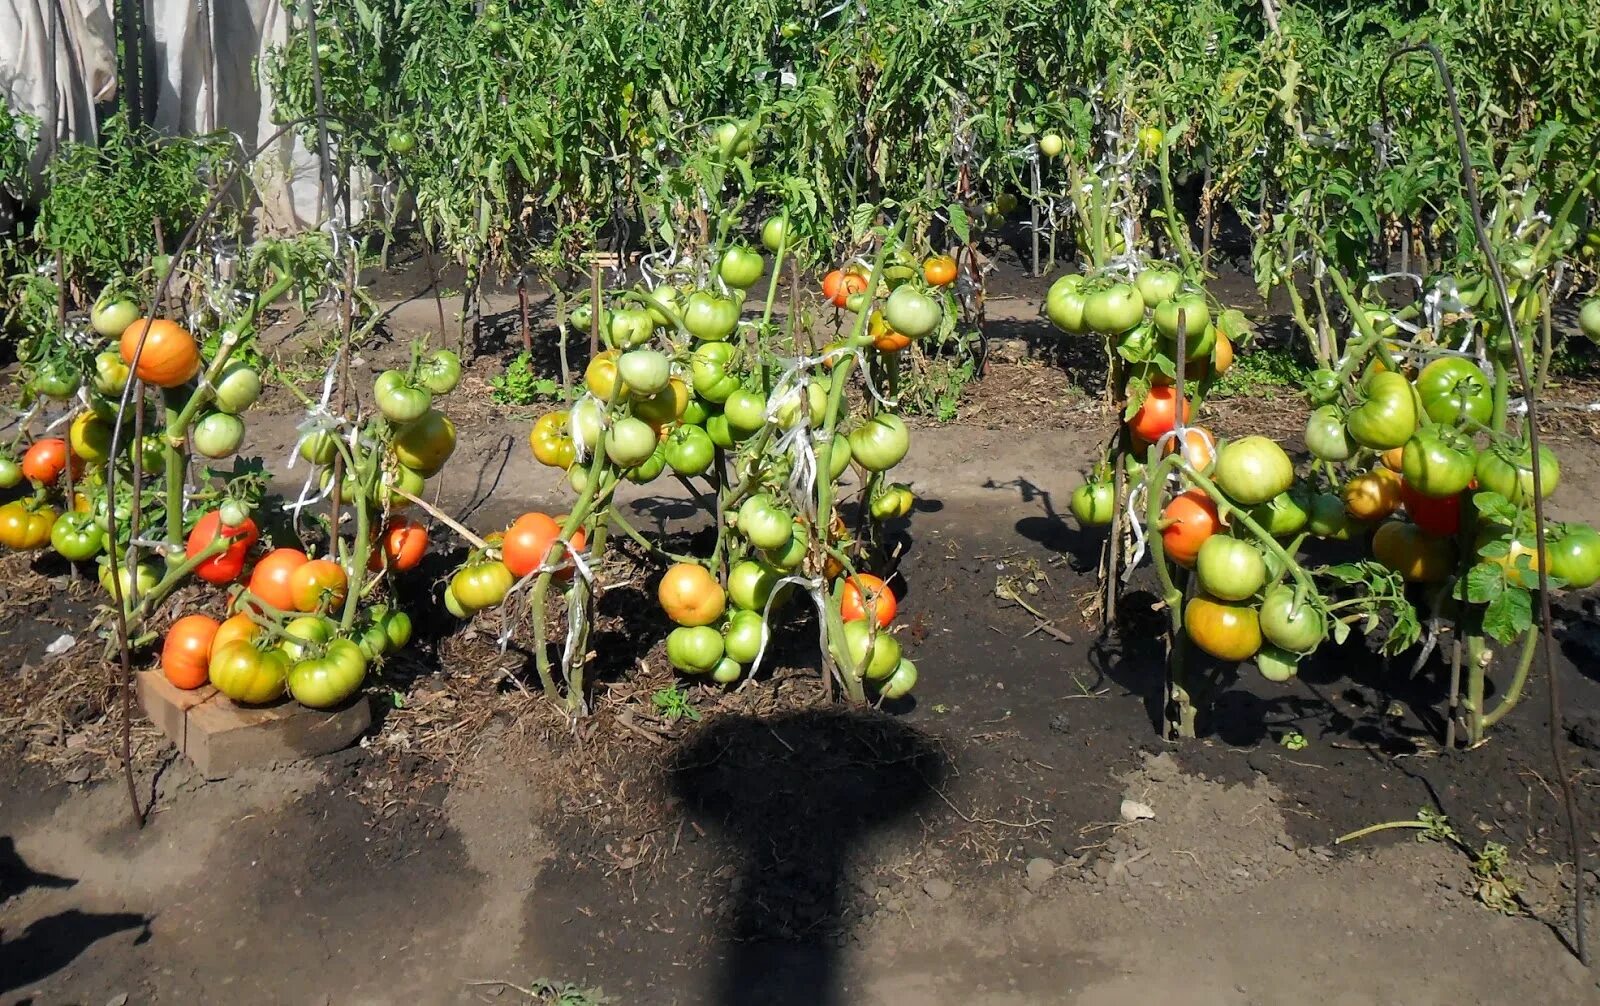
(490, 352, 561, 405)
(651, 685, 699, 722)
(1212, 346, 1311, 397)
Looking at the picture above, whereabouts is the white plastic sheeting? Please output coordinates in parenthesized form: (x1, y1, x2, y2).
(2, 0, 360, 231)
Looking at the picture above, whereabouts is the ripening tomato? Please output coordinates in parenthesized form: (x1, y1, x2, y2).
(119, 318, 201, 388)
(924, 255, 958, 286)
(289, 558, 349, 613)
(0, 500, 56, 550)
(247, 548, 309, 611)
(1343, 467, 1403, 521)
(212, 611, 261, 655)
(450, 560, 516, 613)
(1184, 594, 1262, 662)
(840, 574, 897, 627)
(658, 562, 726, 626)
(1399, 480, 1462, 537)
(1160, 489, 1220, 567)
(208, 640, 289, 705)
(369, 517, 429, 572)
(822, 270, 868, 308)
(1164, 425, 1215, 471)
(1128, 386, 1191, 444)
(162, 614, 220, 689)
(501, 512, 587, 579)
(1372, 521, 1455, 583)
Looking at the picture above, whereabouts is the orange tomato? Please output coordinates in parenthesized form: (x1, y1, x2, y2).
(289, 558, 348, 613)
(658, 562, 726, 626)
(1161, 489, 1221, 567)
(1212, 330, 1234, 375)
(869, 312, 911, 352)
(840, 573, 897, 627)
(822, 269, 868, 308)
(119, 318, 201, 388)
(212, 611, 261, 655)
(21, 438, 75, 486)
(923, 255, 958, 287)
(1379, 446, 1405, 472)
(246, 548, 309, 611)
(1164, 425, 1215, 471)
(369, 516, 429, 572)
(162, 614, 220, 689)
(501, 512, 587, 579)
(1129, 386, 1192, 444)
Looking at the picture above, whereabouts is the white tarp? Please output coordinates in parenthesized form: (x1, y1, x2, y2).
(2, 0, 358, 231)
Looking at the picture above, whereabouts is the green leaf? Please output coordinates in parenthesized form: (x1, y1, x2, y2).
(1472, 491, 1518, 527)
(1465, 563, 1505, 604)
(947, 203, 970, 245)
(1482, 586, 1533, 645)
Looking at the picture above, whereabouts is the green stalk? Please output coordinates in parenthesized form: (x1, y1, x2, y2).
(1145, 450, 1193, 738)
(529, 434, 609, 704)
(1324, 268, 1403, 380)
(1489, 356, 1510, 434)
(1464, 633, 1487, 745)
(1157, 142, 1198, 278)
(1482, 624, 1540, 729)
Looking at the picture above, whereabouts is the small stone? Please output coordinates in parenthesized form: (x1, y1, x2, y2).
(1092, 858, 1114, 881)
(1569, 715, 1600, 751)
(1048, 713, 1070, 734)
(1120, 799, 1155, 822)
(923, 878, 954, 902)
(105, 995, 129, 1006)
(1232, 867, 1251, 880)
(64, 764, 90, 784)
(45, 633, 77, 656)
(855, 876, 879, 899)
(1023, 858, 1057, 893)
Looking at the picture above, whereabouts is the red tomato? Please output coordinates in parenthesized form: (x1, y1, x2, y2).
(247, 548, 308, 611)
(1400, 480, 1462, 538)
(369, 516, 429, 572)
(1129, 386, 1192, 444)
(186, 511, 260, 585)
(162, 614, 220, 689)
(289, 558, 349, 613)
(840, 574, 897, 627)
(822, 269, 868, 308)
(22, 438, 76, 486)
(1161, 489, 1220, 567)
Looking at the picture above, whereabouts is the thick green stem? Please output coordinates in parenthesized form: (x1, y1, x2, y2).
(1324, 268, 1403, 379)
(1464, 633, 1487, 744)
(1145, 450, 1193, 738)
(1482, 626, 1540, 729)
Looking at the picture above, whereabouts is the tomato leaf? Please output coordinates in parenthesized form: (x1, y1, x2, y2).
(1122, 378, 1149, 421)
(1482, 586, 1532, 645)
(1464, 563, 1505, 604)
(1471, 491, 1518, 527)
(946, 203, 970, 245)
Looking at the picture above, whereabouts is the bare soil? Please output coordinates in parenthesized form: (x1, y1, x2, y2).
(5, 255, 1600, 1004)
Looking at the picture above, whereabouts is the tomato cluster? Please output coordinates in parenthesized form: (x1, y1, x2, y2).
(492, 227, 936, 700)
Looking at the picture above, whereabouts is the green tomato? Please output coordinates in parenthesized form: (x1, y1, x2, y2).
(31, 359, 79, 400)
(1153, 295, 1211, 342)
(289, 638, 368, 709)
(1212, 436, 1294, 506)
(50, 510, 104, 561)
(1243, 490, 1309, 538)
(1580, 299, 1600, 343)
(1548, 524, 1600, 589)
(723, 389, 768, 438)
(683, 291, 740, 342)
(690, 341, 741, 403)
(92, 351, 130, 396)
(710, 657, 744, 685)
(761, 216, 791, 254)
(450, 560, 515, 613)
(1344, 371, 1420, 450)
(393, 409, 456, 475)
(387, 128, 417, 155)
(728, 558, 788, 611)
(848, 413, 910, 472)
(1070, 480, 1115, 526)
(280, 615, 335, 662)
(824, 433, 852, 482)
(1255, 644, 1301, 683)
(604, 416, 659, 468)
(373, 370, 433, 423)
(92, 295, 140, 338)
(192, 413, 245, 458)
(1083, 283, 1146, 335)
(705, 413, 735, 450)
(681, 396, 711, 427)
(1134, 267, 1181, 306)
(617, 349, 670, 396)
(772, 382, 827, 430)
(870, 483, 915, 521)
(212, 363, 262, 414)
(1401, 426, 1476, 498)
(625, 444, 667, 484)
(737, 495, 795, 552)
(718, 245, 766, 290)
(1195, 536, 1267, 602)
(208, 641, 288, 705)
(98, 559, 160, 598)
(664, 424, 714, 476)
(418, 349, 463, 394)
(1304, 405, 1353, 462)
(0, 457, 20, 489)
(667, 625, 724, 673)
(1303, 368, 1342, 406)
(1045, 274, 1089, 334)
(877, 657, 918, 698)
(883, 286, 941, 340)
(608, 307, 656, 350)
(1306, 492, 1362, 541)
(1474, 440, 1560, 505)
(1038, 132, 1065, 158)
(840, 620, 901, 681)
(1259, 585, 1326, 654)
(722, 609, 768, 664)
(299, 430, 338, 466)
(1414, 357, 1491, 428)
